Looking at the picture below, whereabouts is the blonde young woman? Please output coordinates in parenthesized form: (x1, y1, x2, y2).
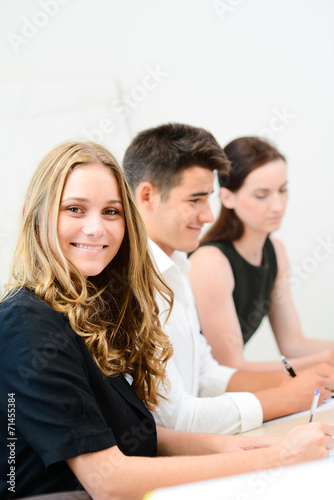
(189, 137, 334, 373)
(1, 141, 333, 500)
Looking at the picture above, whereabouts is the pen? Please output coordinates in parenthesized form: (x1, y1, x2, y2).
(309, 389, 320, 422)
(281, 355, 297, 377)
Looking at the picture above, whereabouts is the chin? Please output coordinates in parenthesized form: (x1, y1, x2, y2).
(268, 223, 281, 232)
(185, 242, 200, 254)
(80, 268, 104, 278)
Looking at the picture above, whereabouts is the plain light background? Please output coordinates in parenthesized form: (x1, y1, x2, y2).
(1, 0, 333, 362)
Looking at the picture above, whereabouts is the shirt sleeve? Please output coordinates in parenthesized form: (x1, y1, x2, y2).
(197, 331, 236, 393)
(192, 323, 263, 433)
(154, 358, 263, 435)
(0, 293, 117, 467)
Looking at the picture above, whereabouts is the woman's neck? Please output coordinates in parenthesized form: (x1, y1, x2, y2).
(232, 230, 268, 266)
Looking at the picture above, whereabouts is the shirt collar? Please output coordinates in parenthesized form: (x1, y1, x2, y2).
(148, 239, 190, 276)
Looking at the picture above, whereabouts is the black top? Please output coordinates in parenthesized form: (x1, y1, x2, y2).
(0, 289, 157, 499)
(200, 238, 277, 344)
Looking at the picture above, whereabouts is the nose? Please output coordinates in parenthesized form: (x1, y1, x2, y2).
(271, 193, 285, 212)
(271, 193, 286, 212)
(82, 212, 105, 237)
(199, 202, 214, 224)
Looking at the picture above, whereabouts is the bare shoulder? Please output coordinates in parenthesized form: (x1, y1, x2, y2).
(190, 245, 231, 272)
(269, 236, 289, 274)
(189, 245, 235, 289)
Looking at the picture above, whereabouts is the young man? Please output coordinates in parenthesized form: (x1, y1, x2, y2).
(123, 123, 334, 434)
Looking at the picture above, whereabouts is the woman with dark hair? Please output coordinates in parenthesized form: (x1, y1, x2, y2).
(2, 140, 333, 499)
(189, 137, 334, 372)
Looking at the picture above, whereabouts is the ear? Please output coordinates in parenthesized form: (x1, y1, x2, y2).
(135, 182, 158, 210)
(219, 187, 236, 209)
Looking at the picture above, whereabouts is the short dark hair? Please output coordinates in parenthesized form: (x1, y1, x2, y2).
(123, 123, 230, 199)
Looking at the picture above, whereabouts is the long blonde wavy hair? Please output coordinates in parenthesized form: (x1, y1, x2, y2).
(3, 141, 173, 410)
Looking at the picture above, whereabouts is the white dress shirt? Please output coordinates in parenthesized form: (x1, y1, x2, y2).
(149, 240, 263, 434)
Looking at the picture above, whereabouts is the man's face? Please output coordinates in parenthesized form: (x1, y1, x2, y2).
(146, 166, 215, 256)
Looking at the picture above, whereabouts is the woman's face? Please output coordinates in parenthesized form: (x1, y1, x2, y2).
(54, 163, 126, 278)
(221, 158, 288, 236)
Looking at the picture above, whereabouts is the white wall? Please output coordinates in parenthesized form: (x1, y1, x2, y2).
(1, 0, 334, 361)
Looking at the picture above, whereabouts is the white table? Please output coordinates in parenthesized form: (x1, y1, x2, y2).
(144, 399, 334, 499)
(145, 458, 334, 500)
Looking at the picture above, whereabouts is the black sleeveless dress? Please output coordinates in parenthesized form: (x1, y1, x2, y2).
(199, 238, 277, 344)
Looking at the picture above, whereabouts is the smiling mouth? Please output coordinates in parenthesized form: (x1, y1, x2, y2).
(71, 243, 106, 250)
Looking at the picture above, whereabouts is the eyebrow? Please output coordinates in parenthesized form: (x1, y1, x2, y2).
(189, 190, 214, 197)
(254, 181, 288, 192)
(61, 197, 123, 205)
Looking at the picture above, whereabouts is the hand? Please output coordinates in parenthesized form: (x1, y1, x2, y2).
(321, 348, 334, 367)
(273, 422, 334, 466)
(281, 368, 334, 409)
(304, 362, 334, 383)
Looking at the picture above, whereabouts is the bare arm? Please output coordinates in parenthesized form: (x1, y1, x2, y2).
(67, 423, 334, 500)
(189, 245, 285, 371)
(188, 245, 334, 420)
(250, 368, 334, 421)
(156, 425, 278, 456)
(268, 238, 334, 368)
(189, 243, 334, 372)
